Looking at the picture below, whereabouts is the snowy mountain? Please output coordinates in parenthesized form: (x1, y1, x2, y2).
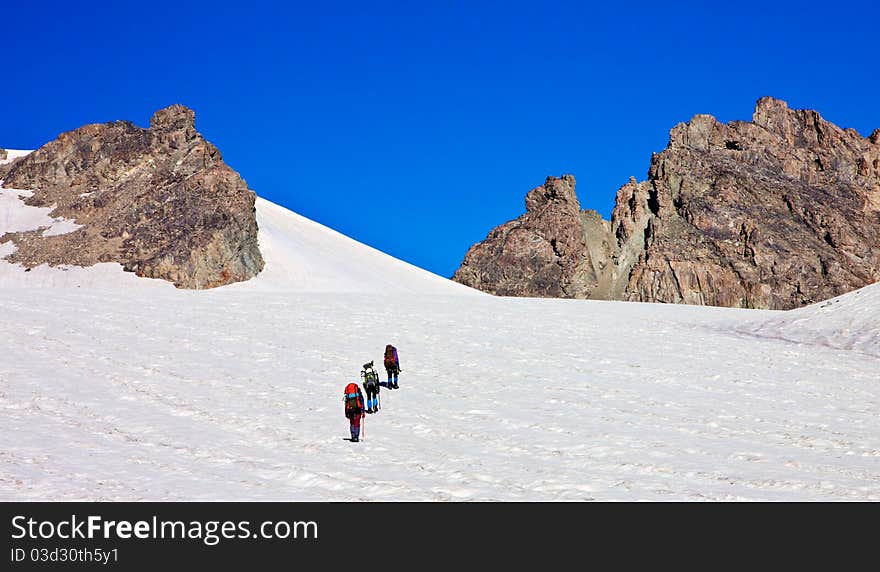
(224, 197, 482, 295)
(1, 149, 478, 295)
(2, 152, 879, 501)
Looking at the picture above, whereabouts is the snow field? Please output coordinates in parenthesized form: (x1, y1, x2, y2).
(1, 287, 878, 501)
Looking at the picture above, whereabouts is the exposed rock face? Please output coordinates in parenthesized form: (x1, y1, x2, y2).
(454, 175, 615, 298)
(453, 97, 880, 309)
(0, 149, 24, 178)
(0, 105, 264, 288)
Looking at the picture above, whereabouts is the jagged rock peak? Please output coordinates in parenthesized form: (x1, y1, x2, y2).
(149, 104, 196, 132)
(752, 95, 791, 125)
(0, 106, 264, 289)
(750, 95, 835, 144)
(669, 114, 719, 151)
(524, 174, 579, 212)
(452, 173, 615, 299)
(453, 97, 880, 310)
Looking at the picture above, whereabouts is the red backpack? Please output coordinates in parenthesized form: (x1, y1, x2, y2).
(344, 383, 364, 416)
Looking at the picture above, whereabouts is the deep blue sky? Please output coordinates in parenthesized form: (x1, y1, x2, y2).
(3, 1, 878, 278)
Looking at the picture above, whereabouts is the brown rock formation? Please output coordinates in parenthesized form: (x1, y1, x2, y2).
(453, 97, 880, 310)
(0, 150, 25, 180)
(453, 175, 615, 298)
(0, 105, 264, 288)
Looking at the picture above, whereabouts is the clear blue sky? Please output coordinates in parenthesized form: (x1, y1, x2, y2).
(3, 1, 878, 278)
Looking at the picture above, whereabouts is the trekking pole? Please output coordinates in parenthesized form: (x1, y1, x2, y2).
(362, 412, 366, 443)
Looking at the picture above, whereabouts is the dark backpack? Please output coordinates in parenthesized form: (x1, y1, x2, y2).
(344, 383, 363, 416)
(384, 345, 398, 370)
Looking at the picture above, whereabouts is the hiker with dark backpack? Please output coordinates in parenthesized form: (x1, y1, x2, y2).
(361, 361, 381, 413)
(343, 382, 366, 442)
(383, 344, 401, 389)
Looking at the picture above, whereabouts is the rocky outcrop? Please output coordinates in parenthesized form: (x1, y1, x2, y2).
(0, 105, 264, 288)
(453, 97, 880, 310)
(0, 149, 24, 179)
(454, 175, 615, 298)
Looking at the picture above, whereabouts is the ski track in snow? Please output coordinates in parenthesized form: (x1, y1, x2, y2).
(1, 150, 879, 501)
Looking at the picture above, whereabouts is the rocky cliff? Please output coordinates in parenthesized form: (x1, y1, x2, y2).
(452, 174, 616, 298)
(0, 105, 264, 288)
(453, 97, 880, 310)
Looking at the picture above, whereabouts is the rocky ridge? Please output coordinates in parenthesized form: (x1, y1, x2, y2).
(0, 105, 264, 288)
(453, 97, 880, 310)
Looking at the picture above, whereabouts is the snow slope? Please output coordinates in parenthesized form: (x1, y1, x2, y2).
(226, 197, 481, 294)
(1, 155, 879, 501)
(0, 152, 479, 294)
(738, 282, 880, 358)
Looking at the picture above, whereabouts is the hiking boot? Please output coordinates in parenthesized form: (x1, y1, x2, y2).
(392, 383, 399, 389)
(351, 437, 359, 442)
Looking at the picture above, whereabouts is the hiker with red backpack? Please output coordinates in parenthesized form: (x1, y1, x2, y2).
(343, 382, 366, 442)
(383, 344, 401, 389)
